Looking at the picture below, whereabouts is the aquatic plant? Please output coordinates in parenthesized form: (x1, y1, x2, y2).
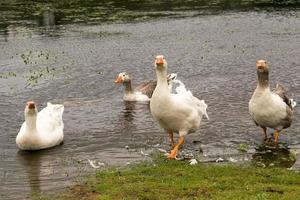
(238, 143, 248, 152)
(11, 50, 74, 86)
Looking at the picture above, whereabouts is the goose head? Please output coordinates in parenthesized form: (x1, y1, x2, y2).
(115, 72, 131, 84)
(155, 55, 167, 71)
(256, 60, 268, 73)
(25, 101, 38, 116)
(256, 60, 269, 87)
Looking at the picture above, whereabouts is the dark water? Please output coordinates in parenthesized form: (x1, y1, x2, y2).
(1, 1, 300, 199)
(252, 143, 297, 168)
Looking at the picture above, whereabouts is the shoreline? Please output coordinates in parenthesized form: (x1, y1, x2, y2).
(37, 154, 300, 200)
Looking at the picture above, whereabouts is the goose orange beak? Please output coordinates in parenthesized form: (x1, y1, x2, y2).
(155, 57, 164, 65)
(27, 101, 35, 109)
(256, 60, 267, 70)
(115, 75, 123, 83)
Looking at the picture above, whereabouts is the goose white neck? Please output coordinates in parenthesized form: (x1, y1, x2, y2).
(156, 66, 168, 88)
(25, 111, 37, 132)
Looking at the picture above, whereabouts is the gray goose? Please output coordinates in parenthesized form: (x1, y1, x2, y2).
(115, 72, 177, 101)
(249, 60, 296, 143)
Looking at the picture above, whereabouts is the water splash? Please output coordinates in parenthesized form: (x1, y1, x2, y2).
(290, 99, 297, 108)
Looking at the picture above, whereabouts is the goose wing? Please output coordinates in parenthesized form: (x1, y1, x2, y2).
(37, 103, 64, 134)
(135, 80, 157, 98)
(273, 84, 293, 109)
(181, 93, 209, 120)
(273, 84, 297, 128)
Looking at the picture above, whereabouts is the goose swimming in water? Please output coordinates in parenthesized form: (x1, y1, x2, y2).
(115, 72, 177, 101)
(249, 60, 296, 143)
(150, 55, 208, 159)
(16, 101, 64, 150)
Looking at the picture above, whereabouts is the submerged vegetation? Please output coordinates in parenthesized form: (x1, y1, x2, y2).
(1, 0, 300, 29)
(21, 50, 62, 85)
(0, 71, 16, 79)
(39, 155, 300, 200)
(0, 50, 74, 86)
(252, 145, 297, 168)
(0, 0, 299, 86)
(237, 143, 249, 152)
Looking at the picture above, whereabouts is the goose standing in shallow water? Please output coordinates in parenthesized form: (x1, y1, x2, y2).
(16, 101, 64, 150)
(150, 55, 208, 159)
(115, 72, 177, 101)
(249, 60, 296, 143)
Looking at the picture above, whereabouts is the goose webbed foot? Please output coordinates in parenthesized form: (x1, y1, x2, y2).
(167, 149, 178, 159)
(167, 136, 185, 159)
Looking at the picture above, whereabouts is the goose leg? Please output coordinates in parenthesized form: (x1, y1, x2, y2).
(168, 136, 185, 159)
(274, 130, 280, 143)
(262, 127, 267, 140)
(168, 130, 175, 147)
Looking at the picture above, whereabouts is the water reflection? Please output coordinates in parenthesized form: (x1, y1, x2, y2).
(252, 142, 296, 168)
(16, 151, 43, 196)
(118, 101, 151, 135)
(38, 9, 56, 28)
(121, 101, 136, 123)
(120, 101, 151, 125)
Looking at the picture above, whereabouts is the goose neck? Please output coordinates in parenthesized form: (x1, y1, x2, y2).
(257, 70, 269, 88)
(156, 68, 168, 88)
(123, 81, 133, 94)
(25, 112, 37, 131)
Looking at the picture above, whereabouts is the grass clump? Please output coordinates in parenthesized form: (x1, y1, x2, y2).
(42, 155, 300, 200)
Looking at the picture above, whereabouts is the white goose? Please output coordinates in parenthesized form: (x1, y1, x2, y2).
(16, 101, 64, 150)
(150, 55, 208, 159)
(115, 72, 177, 101)
(249, 60, 296, 143)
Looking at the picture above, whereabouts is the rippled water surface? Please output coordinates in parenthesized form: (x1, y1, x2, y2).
(1, 1, 300, 199)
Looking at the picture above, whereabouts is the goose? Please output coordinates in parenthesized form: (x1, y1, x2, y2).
(115, 72, 177, 101)
(249, 60, 296, 143)
(150, 55, 208, 159)
(16, 101, 64, 150)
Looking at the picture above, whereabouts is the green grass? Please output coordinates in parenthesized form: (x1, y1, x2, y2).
(41, 155, 300, 200)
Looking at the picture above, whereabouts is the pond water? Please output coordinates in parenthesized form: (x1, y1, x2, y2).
(0, 1, 300, 199)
